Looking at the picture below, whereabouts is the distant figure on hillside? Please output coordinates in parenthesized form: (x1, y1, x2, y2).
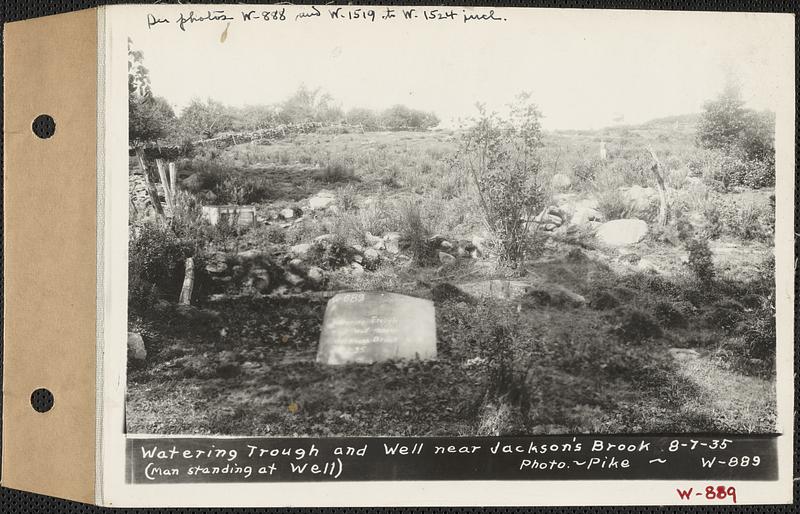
(599, 140, 608, 161)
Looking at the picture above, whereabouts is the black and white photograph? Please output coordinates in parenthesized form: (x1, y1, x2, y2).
(125, 6, 783, 441)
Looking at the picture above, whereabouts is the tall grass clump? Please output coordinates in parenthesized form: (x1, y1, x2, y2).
(315, 157, 356, 183)
(398, 200, 438, 266)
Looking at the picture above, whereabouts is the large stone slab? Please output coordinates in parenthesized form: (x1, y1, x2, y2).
(595, 218, 648, 247)
(316, 292, 436, 365)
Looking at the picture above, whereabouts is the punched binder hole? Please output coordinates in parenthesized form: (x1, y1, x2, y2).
(32, 114, 56, 139)
(30, 388, 54, 413)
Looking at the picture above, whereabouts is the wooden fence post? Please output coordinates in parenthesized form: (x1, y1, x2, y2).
(135, 147, 164, 219)
(168, 162, 178, 206)
(179, 257, 195, 305)
(156, 159, 174, 215)
(647, 147, 668, 227)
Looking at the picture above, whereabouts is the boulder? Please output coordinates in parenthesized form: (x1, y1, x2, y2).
(280, 207, 295, 219)
(438, 251, 456, 266)
(364, 248, 380, 263)
(182, 173, 204, 192)
(623, 185, 657, 211)
(128, 332, 147, 362)
(285, 272, 304, 286)
(308, 192, 335, 210)
(365, 232, 384, 249)
(551, 173, 572, 189)
(350, 262, 365, 275)
(204, 252, 228, 274)
(595, 219, 648, 247)
(306, 266, 324, 285)
(384, 232, 401, 254)
(571, 206, 604, 226)
(290, 243, 313, 258)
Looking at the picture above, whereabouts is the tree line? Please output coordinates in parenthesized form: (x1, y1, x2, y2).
(129, 40, 440, 148)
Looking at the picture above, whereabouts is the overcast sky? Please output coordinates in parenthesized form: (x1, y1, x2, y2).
(127, 7, 792, 130)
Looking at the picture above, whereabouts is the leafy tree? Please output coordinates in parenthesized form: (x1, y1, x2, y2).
(381, 105, 440, 131)
(459, 93, 547, 265)
(345, 107, 380, 130)
(697, 83, 775, 164)
(278, 85, 343, 125)
(128, 38, 175, 145)
(178, 98, 235, 140)
(239, 104, 280, 131)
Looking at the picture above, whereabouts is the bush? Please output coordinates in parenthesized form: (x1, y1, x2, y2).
(337, 184, 358, 211)
(215, 173, 272, 204)
(686, 237, 715, 284)
(571, 158, 602, 185)
(458, 95, 548, 265)
(305, 236, 356, 270)
(613, 309, 663, 342)
(595, 187, 635, 220)
(129, 223, 201, 312)
(315, 158, 356, 183)
(652, 300, 689, 328)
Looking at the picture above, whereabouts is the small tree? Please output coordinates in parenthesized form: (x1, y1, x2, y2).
(459, 94, 547, 265)
(128, 38, 176, 146)
(178, 98, 234, 140)
(696, 83, 775, 187)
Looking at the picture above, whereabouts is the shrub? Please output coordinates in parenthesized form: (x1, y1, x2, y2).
(215, 173, 272, 204)
(652, 300, 689, 328)
(686, 237, 715, 285)
(595, 187, 635, 220)
(590, 290, 620, 310)
(572, 158, 602, 185)
(305, 236, 356, 270)
(129, 223, 201, 312)
(705, 299, 745, 332)
(337, 183, 359, 211)
(315, 158, 356, 183)
(613, 309, 663, 342)
(458, 95, 548, 265)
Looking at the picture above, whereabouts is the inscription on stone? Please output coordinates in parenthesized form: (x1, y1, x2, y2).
(316, 292, 436, 365)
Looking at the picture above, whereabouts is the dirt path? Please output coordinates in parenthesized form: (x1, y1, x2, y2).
(672, 351, 776, 433)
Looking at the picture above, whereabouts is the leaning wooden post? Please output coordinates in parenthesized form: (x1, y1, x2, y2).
(168, 162, 178, 206)
(647, 147, 668, 227)
(179, 257, 195, 305)
(156, 159, 175, 215)
(135, 147, 164, 219)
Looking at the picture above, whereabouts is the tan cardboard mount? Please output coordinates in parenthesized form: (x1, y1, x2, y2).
(3, 8, 98, 504)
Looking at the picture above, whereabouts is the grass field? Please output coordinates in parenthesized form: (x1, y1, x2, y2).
(127, 115, 777, 436)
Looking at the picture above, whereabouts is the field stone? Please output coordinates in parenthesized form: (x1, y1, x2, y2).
(316, 291, 437, 365)
(571, 206, 604, 226)
(438, 251, 456, 266)
(595, 219, 648, 246)
(285, 272, 304, 286)
(365, 232, 383, 247)
(668, 348, 700, 361)
(290, 243, 313, 258)
(551, 173, 572, 189)
(308, 191, 335, 210)
(307, 266, 324, 285)
(364, 248, 380, 263)
(350, 262, 365, 275)
(204, 252, 228, 274)
(280, 207, 295, 219)
(384, 232, 401, 254)
(128, 332, 147, 362)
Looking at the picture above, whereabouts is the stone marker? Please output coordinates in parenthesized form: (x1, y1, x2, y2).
(316, 291, 436, 365)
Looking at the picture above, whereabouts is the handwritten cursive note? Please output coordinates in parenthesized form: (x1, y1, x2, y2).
(145, 6, 508, 31)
